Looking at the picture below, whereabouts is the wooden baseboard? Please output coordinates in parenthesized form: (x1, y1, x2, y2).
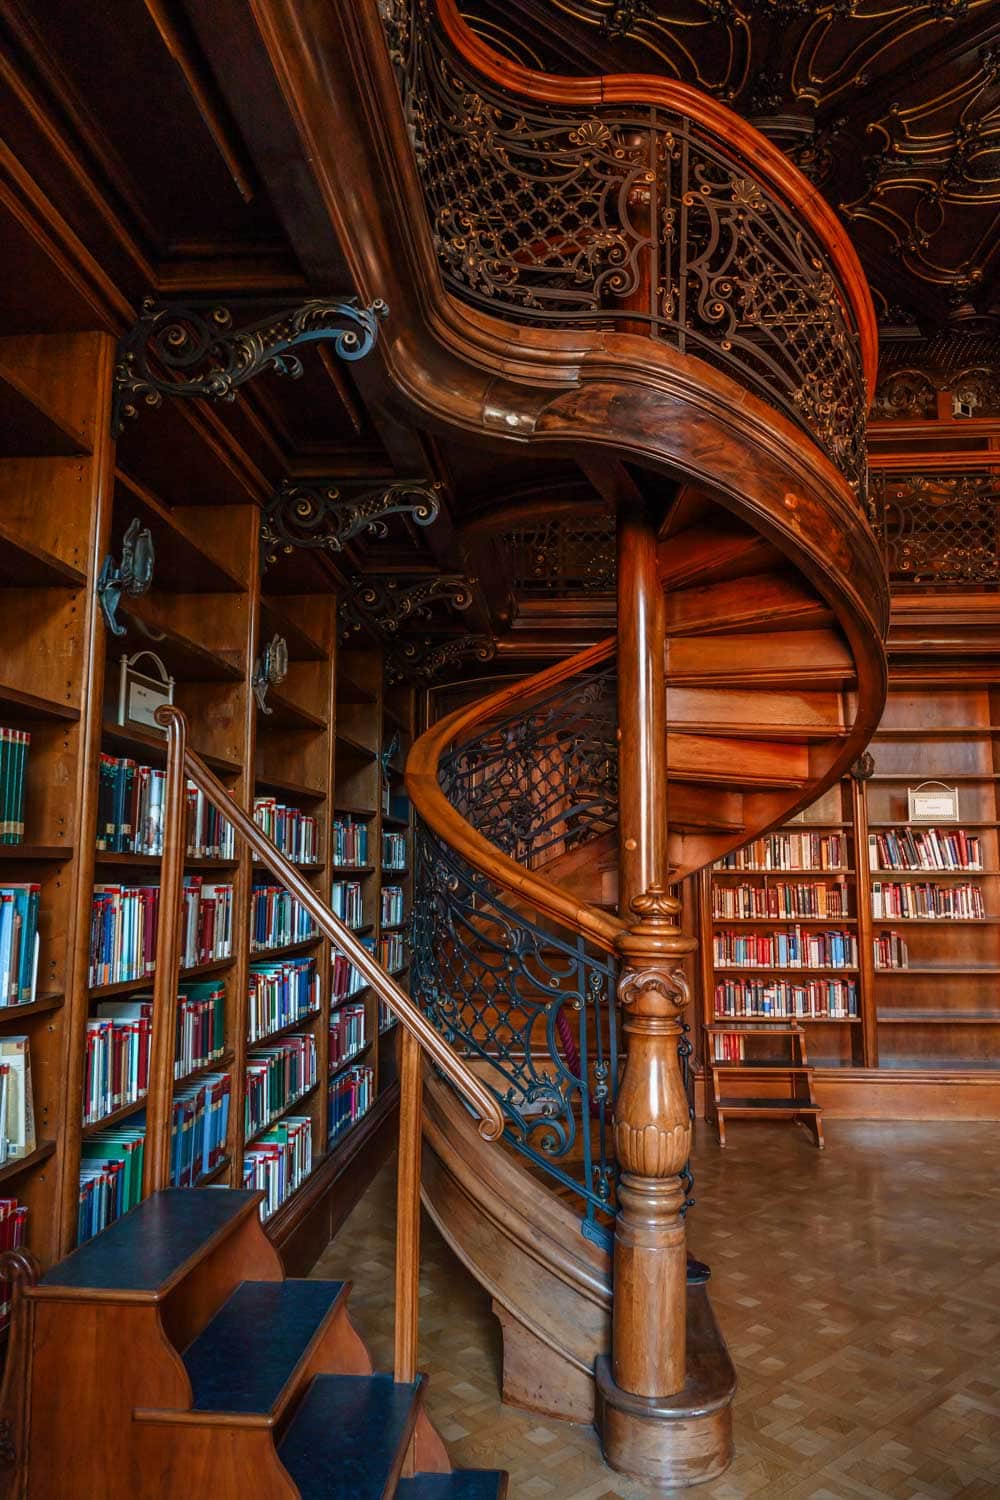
(814, 1069, 1000, 1120)
(268, 1083, 400, 1275)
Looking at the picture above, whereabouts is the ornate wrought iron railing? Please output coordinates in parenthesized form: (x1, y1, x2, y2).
(873, 469, 1000, 590)
(412, 667, 621, 1231)
(380, 0, 869, 503)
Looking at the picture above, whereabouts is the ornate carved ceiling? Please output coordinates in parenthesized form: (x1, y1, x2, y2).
(462, 0, 1000, 331)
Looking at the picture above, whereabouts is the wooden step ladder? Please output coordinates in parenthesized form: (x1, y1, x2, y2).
(4, 1188, 507, 1499)
(706, 1021, 824, 1149)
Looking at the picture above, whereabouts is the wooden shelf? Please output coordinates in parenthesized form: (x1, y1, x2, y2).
(868, 772, 1000, 782)
(714, 965, 859, 974)
(95, 851, 240, 871)
(878, 1011, 1000, 1024)
(248, 1007, 322, 1050)
(175, 1050, 235, 1087)
(88, 975, 155, 1000)
(874, 726, 1000, 737)
(253, 857, 325, 874)
(82, 1096, 147, 1135)
(258, 689, 327, 732)
(245, 1081, 320, 1148)
(337, 671, 376, 706)
(179, 956, 236, 982)
(195, 1155, 232, 1187)
(259, 596, 327, 662)
(871, 868, 996, 878)
(0, 1140, 56, 1184)
(381, 814, 410, 830)
(329, 1039, 373, 1078)
(114, 468, 246, 594)
(713, 1014, 861, 1024)
(0, 522, 86, 589)
(0, 682, 79, 723)
(333, 805, 377, 820)
(871, 916, 1000, 925)
(713, 867, 852, 877)
(331, 864, 374, 877)
(0, 992, 63, 1022)
(876, 965, 1000, 975)
(0, 844, 72, 861)
(248, 937, 322, 961)
(102, 721, 242, 777)
(119, 605, 244, 683)
(869, 820, 1000, 830)
(0, 363, 87, 458)
(335, 733, 376, 761)
(255, 773, 326, 802)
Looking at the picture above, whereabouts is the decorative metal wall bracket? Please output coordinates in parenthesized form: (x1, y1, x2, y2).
(98, 517, 155, 635)
(340, 572, 475, 641)
(252, 634, 289, 714)
(384, 633, 497, 683)
(260, 479, 441, 569)
(112, 295, 388, 435)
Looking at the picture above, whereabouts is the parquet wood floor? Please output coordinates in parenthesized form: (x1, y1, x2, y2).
(310, 1120, 1000, 1498)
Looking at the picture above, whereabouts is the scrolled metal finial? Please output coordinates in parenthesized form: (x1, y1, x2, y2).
(260, 478, 442, 568)
(112, 296, 389, 435)
(851, 751, 875, 781)
(98, 517, 155, 636)
(252, 634, 289, 714)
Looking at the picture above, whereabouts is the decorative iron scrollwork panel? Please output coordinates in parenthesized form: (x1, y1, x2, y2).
(260, 479, 441, 566)
(382, 0, 868, 502)
(873, 469, 1000, 588)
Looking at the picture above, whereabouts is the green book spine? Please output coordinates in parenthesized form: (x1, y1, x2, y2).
(0, 729, 11, 844)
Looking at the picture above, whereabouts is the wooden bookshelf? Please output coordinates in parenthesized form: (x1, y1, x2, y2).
(697, 680, 1000, 1119)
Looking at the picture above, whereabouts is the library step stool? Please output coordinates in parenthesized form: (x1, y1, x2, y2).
(0, 1189, 508, 1499)
(706, 1021, 824, 1148)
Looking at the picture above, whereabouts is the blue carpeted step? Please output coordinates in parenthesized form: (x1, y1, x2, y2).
(397, 1472, 507, 1500)
(183, 1279, 348, 1413)
(278, 1373, 421, 1499)
(40, 1188, 259, 1294)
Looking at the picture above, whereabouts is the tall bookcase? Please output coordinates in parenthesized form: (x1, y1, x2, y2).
(696, 679, 1000, 1118)
(0, 329, 413, 1278)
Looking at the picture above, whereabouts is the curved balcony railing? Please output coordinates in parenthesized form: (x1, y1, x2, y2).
(411, 662, 622, 1229)
(380, 0, 875, 504)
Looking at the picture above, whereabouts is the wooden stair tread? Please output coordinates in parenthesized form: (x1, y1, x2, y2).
(397, 1472, 508, 1500)
(37, 1188, 260, 1296)
(278, 1373, 421, 1499)
(182, 1279, 348, 1414)
(716, 1097, 821, 1112)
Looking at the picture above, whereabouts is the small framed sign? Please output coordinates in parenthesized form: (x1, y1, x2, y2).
(907, 780, 960, 823)
(118, 650, 175, 731)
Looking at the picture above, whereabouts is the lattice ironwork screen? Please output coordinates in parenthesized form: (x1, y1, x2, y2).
(873, 471, 1000, 590)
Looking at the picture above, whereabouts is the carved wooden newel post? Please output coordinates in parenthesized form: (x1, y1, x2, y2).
(595, 483, 731, 1486)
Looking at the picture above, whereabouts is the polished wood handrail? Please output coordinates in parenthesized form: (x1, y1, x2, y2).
(153, 706, 504, 1144)
(433, 0, 878, 399)
(407, 638, 626, 955)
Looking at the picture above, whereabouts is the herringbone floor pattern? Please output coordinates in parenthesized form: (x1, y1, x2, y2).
(310, 1120, 1000, 1498)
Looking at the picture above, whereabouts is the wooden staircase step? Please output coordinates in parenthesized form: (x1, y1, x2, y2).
(182, 1279, 349, 1414)
(658, 527, 780, 589)
(397, 1472, 509, 1500)
(35, 1188, 260, 1298)
(716, 1097, 821, 1113)
(664, 573, 833, 636)
(278, 1372, 423, 1499)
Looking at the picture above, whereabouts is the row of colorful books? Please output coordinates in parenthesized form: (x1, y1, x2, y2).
(245, 1033, 317, 1138)
(0, 883, 39, 1006)
(78, 1078, 231, 1242)
(380, 885, 404, 927)
(873, 932, 909, 970)
(253, 798, 318, 864)
(331, 880, 364, 929)
(333, 817, 369, 867)
(711, 1033, 749, 1062)
(328, 1064, 373, 1145)
(248, 956, 320, 1044)
(382, 831, 407, 870)
(712, 881, 850, 920)
(96, 757, 235, 859)
(868, 828, 982, 872)
(0, 730, 29, 846)
(89, 879, 234, 988)
(250, 883, 318, 952)
(329, 1002, 366, 1070)
(84, 981, 227, 1125)
(380, 932, 406, 972)
(332, 939, 373, 1004)
(714, 978, 859, 1019)
(713, 929, 858, 969)
(871, 881, 985, 920)
(244, 1115, 312, 1223)
(0, 1199, 27, 1332)
(0, 1037, 34, 1163)
(717, 833, 846, 872)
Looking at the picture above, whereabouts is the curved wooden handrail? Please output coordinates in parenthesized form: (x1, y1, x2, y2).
(156, 706, 504, 1143)
(434, 0, 878, 399)
(406, 637, 626, 956)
